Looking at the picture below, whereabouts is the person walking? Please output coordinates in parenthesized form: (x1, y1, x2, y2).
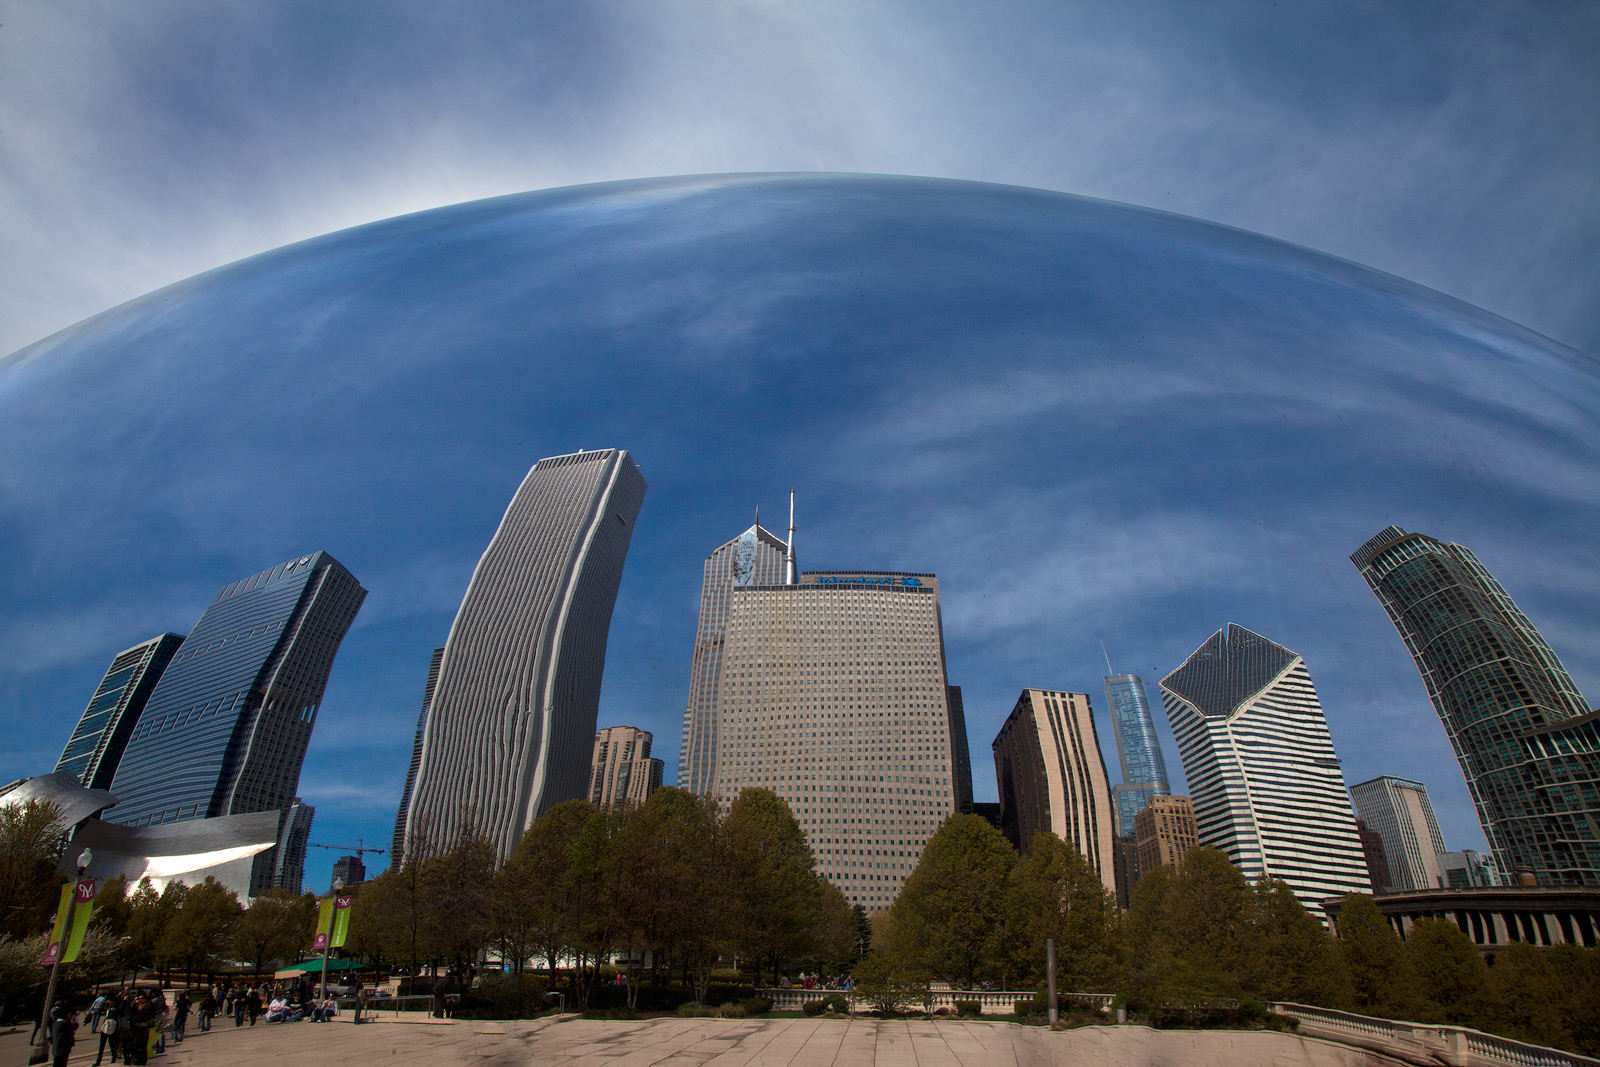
(172, 990, 190, 1043)
(246, 985, 262, 1026)
(350, 974, 364, 1025)
(123, 994, 152, 1066)
(93, 993, 122, 1066)
(196, 990, 212, 1032)
(51, 1007, 78, 1067)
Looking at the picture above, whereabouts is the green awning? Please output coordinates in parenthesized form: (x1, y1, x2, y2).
(273, 958, 365, 978)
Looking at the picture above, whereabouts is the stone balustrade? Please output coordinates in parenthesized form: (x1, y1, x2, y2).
(1270, 1002, 1599, 1067)
(760, 988, 1113, 1015)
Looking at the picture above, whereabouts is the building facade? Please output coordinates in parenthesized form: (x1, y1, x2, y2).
(405, 449, 647, 864)
(1351, 526, 1599, 886)
(1105, 672, 1172, 837)
(1322, 886, 1600, 954)
(55, 633, 184, 790)
(992, 689, 1118, 899)
(710, 571, 962, 911)
(391, 646, 444, 867)
(1349, 775, 1448, 891)
(946, 685, 975, 814)
(1441, 849, 1501, 888)
(330, 854, 366, 889)
(1357, 820, 1392, 893)
(678, 518, 790, 795)
(268, 797, 314, 894)
(590, 726, 664, 809)
(1160, 624, 1372, 920)
(106, 552, 365, 895)
(1134, 794, 1198, 877)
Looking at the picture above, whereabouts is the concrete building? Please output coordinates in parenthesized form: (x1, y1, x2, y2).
(678, 512, 791, 796)
(1160, 624, 1372, 921)
(1349, 776, 1447, 891)
(405, 449, 647, 865)
(590, 726, 664, 809)
(1441, 849, 1501, 888)
(1323, 886, 1600, 954)
(330, 854, 366, 889)
(1104, 671, 1172, 837)
(268, 798, 314, 893)
(55, 634, 184, 791)
(1352, 526, 1599, 886)
(1134, 794, 1198, 877)
(710, 570, 963, 911)
(1357, 820, 1392, 893)
(992, 689, 1118, 899)
(391, 647, 444, 868)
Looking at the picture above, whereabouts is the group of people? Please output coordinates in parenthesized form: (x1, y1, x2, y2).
(775, 973, 854, 991)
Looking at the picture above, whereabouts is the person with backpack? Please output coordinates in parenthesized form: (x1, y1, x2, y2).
(93, 992, 122, 1065)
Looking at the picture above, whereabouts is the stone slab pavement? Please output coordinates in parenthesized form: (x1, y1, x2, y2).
(2, 1016, 1407, 1067)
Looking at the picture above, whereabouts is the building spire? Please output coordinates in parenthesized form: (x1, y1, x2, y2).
(1102, 641, 1114, 676)
(754, 504, 759, 529)
(785, 487, 797, 585)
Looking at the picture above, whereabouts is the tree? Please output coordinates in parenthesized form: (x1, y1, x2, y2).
(419, 834, 495, 968)
(1403, 917, 1486, 1025)
(0, 800, 66, 940)
(723, 788, 821, 985)
(91, 875, 132, 937)
(1002, 832, 1120, 990)
(161, 877, 241, 984)
(1246, 878, 1349, 1007)
(1483, 942, 1572, 1050)
(851, 952, 930, 1014)
(124, 878, 180, 983)
(234, 889, 314, 978)
(809, 879, 858, 969)
(1336, 894, 1414, 1015)
(1546, 943, 1600, 1058)
(884, 813, 1014, 989)
(507, 799, 595, 978)
(1122, 864, 1175, 1003)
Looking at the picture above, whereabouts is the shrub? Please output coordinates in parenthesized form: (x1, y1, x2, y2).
(852, 953, 931, 1015)
(1013, 992, 1048, 1017)
(742, 996, 773, 1016)
(953, 1000, 982, 1017)
(717, 1003, 747, 1018)
(802, 998, 828, 1016)
(455, 972, 549, 1019)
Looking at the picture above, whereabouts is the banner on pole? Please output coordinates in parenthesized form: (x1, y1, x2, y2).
(330, 894, 353, 948)
(64, 879, 96, 963)
(312, 897, 334, 951)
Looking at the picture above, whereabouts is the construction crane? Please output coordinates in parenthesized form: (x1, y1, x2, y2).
(307, 840, 388, 861)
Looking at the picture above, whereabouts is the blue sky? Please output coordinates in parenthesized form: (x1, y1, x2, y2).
(1, 4, 1597, 895)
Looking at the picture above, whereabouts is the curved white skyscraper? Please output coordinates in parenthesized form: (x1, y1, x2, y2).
(1159, 623, 1370, 920)
(404, 449, 646, 864)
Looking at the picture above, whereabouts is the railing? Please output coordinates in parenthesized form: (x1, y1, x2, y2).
(1269, 1002, 1600, 1067)
(332, 994, 460, 1019)
(761, 988, 1113, 1015)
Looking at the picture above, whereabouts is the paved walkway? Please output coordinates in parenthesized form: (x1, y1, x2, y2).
(1, 1016, 1405, 1067)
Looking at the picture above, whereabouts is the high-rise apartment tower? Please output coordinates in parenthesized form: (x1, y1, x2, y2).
(1103, 669, 1172, 837)
(710, 570, 964, 910)
(590, 726, 664, 810)
(404, 449, 647, 864)
(1134, 794, 1198, 876)
(107, 552, 365, 894)
(992, 689, 1118, 898)
(1352, 526, 1599, 886)
(391, 646, 444, 867)
(1349, 776, 1447, 891)
(1160, 624, 1372, 920)
(56, 633, 184, 790)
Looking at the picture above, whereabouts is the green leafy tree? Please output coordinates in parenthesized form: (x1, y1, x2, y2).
(723, 788, 821, 985)
(508, 799, 595, 978)
(1483, 941, 1572, 1049)
(851, 951, 930, 1015)
(1546, 943, 1600, 1057)
(884, 813, 1014, 989)
(1003, 832, 1120, 990)
(1403, 917, 1487, 1025)
(1335, 894, 1415, 1015)
(0, 799, 66, 939)
(234, 888, 314, 978)
(419, 833, 495, 968)
(162, 876, 241, 983)
(810, 878, 858, 969)
(1246, 878, 1349, 1006)
(90, 875, 132, 937)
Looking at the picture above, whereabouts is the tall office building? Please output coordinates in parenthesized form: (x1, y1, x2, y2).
(330, 853, 367, 889)
(1104, 672, 1172, 837)
(679, 514, 791, 795)
(1349, 776, 1447, 891)
(1356, 820, 1391, 893)
(108, 552, 365, 894)
(391, 647, 444, 867)
(405, 449, 647, 864)
(1440, 849, 1501, 888)
(711, 570, 962, 910)
(1134, 794, 1199, 876)
(992, 690, 1118, 898)
(946, 685, 975, 814)
(1352, 526, 1599, 886)
(268, 797, 315, 893)
(56, 633, 184, 790)
(1160, 624, 1372, 920)
(590, 726, 664, 809)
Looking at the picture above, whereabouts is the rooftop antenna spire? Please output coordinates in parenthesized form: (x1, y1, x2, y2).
(1102, 641, 1115, 676)
(754, 504, 760, 529)
(785, 486, 797, 585)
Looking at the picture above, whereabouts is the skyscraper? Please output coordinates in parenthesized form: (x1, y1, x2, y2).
(55, 633, 184, 790)
(404, 449, 647, 864)
(710, 570, 962, 911)
(107, 552, 366, 893)
(945, 685, 974, 814)
(1103, 670, 1172, 837)
(1349, 775, 1447, 891)
(1134, 794, 1199, 877)
(391, 646, 443, 867)
(269, 797, 315, 893)
(589, 726, 664, 810)
(1159, 624, 1371, 919)
(679, 514, 790, 795)
(1352, 526, 1599, 886)
(330, 853, 367, 889)
(992, 689, 1118, 898)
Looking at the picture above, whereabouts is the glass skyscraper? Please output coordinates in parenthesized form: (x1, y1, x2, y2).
(1352, 526, 1599, 886)
(107, 551, 366, 894)
(55, 633, 183, 790)
(1104, 672, 1172, 837)
(404, 449, 647, 865)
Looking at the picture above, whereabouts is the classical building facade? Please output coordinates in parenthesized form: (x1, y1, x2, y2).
(1105, 672, 1172, 837)
(992, 689, 1118, 899)
(106, 552, 365, 895)
(590, 726, 664, 809)
(1134, 794, 1198, 877)
(1350, 775, 1448, 892)
(1351, 526, 1599, 886)
(55, 633, 183, 790)
(678, 516, 790, 795)
(710, 570, 963, 911)
(404, 449, 647, 864)
(1160, 624, 1372, 920)
(1323, 886, 1600, 954)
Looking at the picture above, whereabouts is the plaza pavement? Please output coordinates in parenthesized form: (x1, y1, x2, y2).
(3, 1014, 1407, 1067)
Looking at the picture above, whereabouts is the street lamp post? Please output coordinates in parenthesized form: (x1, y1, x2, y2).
(30, 848, 93, 1066)
(318, 877, 345, 1002)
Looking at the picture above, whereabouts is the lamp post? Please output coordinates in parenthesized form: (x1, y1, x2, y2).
(318, 877, 345, 1002)
(31, 848, 93, 1065)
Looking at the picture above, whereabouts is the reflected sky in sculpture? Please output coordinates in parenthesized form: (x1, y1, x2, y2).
(1, 174, 1596, 892)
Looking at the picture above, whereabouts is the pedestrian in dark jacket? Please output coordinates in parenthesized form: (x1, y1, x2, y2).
(94, 993, 123, 1065)
(51, 1007, 78, 1067)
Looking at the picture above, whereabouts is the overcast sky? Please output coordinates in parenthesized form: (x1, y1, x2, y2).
(2, 1, 1597, 362)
